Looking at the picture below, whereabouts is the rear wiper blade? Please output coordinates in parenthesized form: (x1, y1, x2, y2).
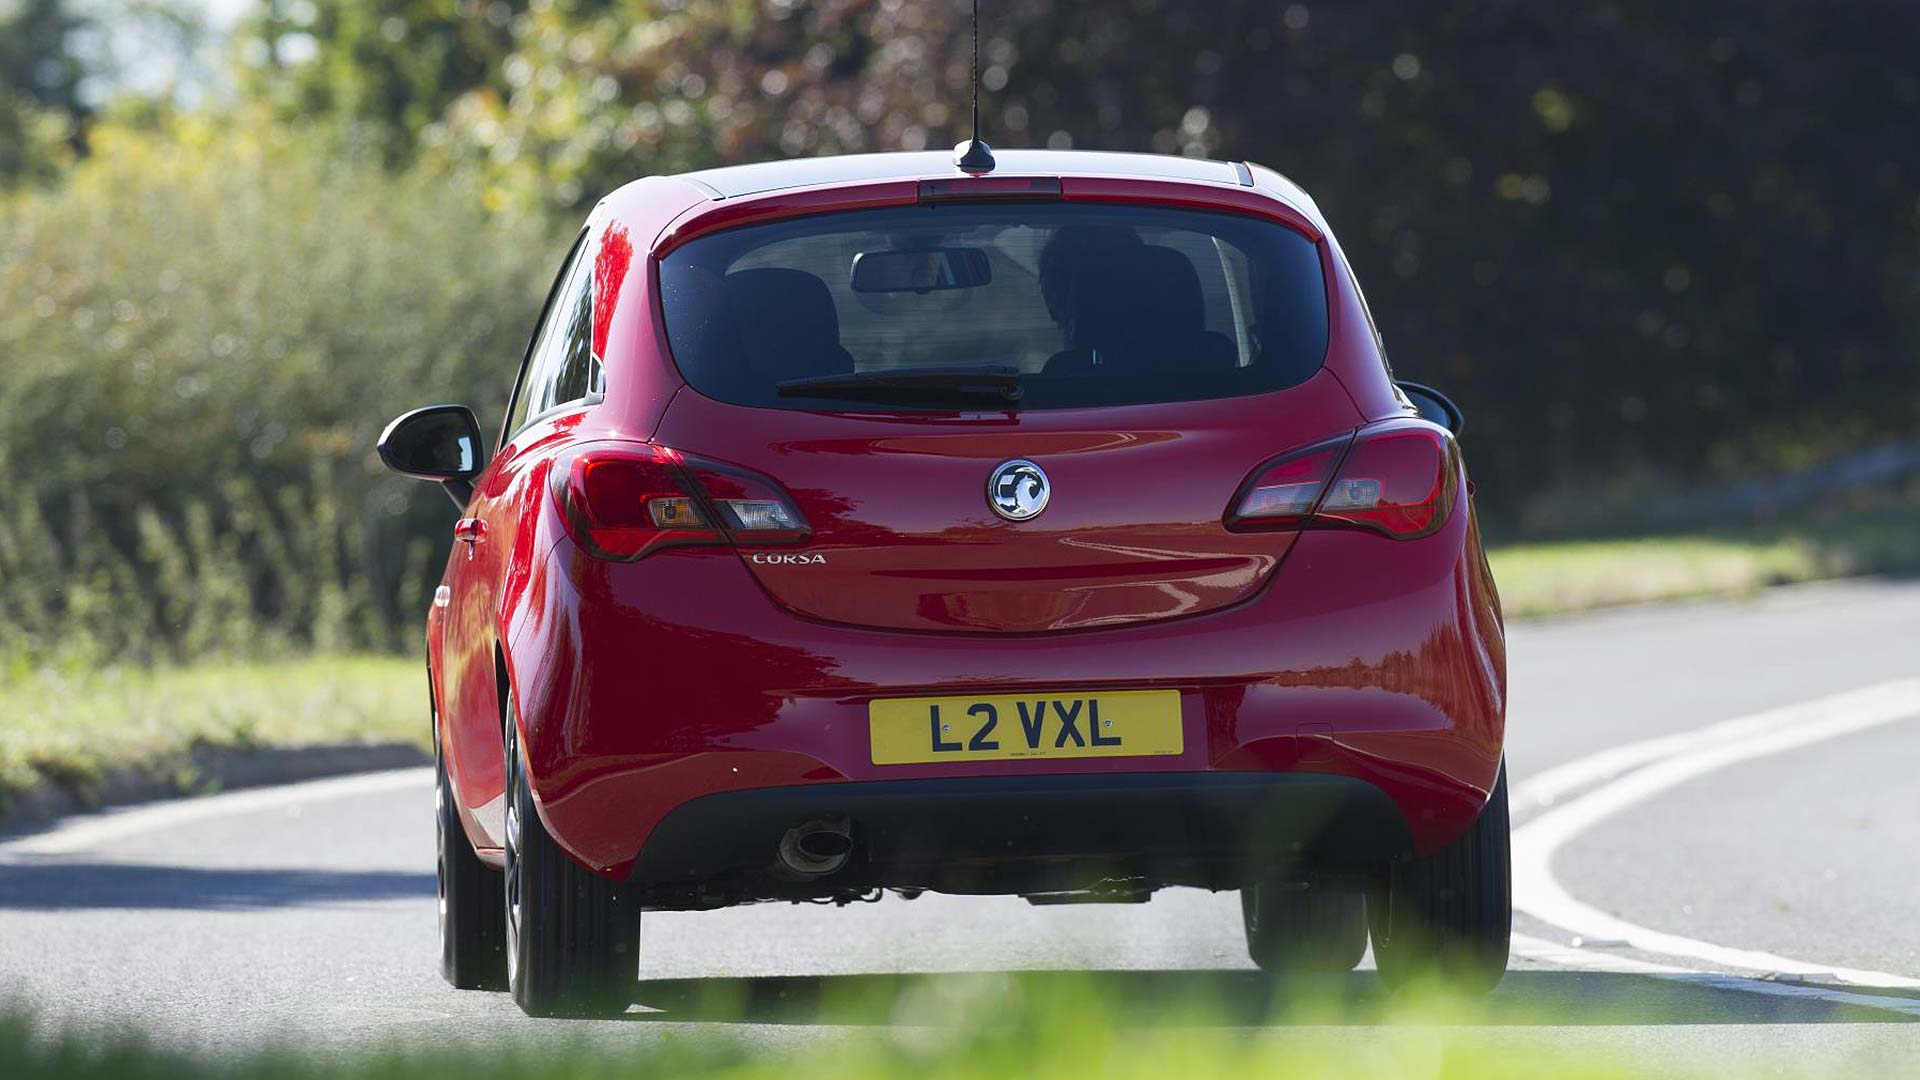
(776, 366, 1024, 404)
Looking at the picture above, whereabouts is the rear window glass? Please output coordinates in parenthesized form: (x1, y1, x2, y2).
(659, 202, 1328, 411)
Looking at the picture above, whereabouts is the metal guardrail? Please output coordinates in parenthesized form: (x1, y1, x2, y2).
(1655, 440, 1920, 524)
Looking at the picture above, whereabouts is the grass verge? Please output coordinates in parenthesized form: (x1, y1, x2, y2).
(0, 655, 423, 814)
(1488, 502, 1920, 617)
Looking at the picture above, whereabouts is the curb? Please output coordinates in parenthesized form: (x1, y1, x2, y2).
(0, 742, 431, 836)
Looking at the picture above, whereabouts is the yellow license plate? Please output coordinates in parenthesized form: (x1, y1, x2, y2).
(869, 690, 1183, 765)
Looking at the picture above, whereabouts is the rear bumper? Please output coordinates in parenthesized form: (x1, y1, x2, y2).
(501, 494, 1505, 879)
(629, 771, 1412, 906)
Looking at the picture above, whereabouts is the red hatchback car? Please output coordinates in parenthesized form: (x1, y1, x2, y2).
(378, 148, 1509, 1017)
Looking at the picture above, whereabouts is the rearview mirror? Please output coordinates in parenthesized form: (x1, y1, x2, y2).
(850, 247, 992, 293)
(377, 404, 485, 507)
(1396, 381, 1465, 437)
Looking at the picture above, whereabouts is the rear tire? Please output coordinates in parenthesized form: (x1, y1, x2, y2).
(1241, 883, 1368, 974)
(504, 694, 639, 1018)
(1369, 765, 1511, 994)
(437, 712, 506, 990)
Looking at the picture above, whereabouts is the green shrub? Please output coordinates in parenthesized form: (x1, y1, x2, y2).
(0, 116, 563, 665)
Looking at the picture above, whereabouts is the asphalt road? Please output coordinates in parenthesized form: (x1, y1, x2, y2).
(3, 579, 1918, 1072)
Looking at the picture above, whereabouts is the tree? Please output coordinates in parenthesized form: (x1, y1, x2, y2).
(0, 0, 92, 181)
(237, 0, 525, 163)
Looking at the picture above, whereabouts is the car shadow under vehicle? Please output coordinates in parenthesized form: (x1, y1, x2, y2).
(0, 859, 434, 910)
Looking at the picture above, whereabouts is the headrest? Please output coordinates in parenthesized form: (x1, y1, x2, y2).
(1134, 246, 1206, 333)
(724, 268, 853, 380)
(1038, 226, 1144, 327)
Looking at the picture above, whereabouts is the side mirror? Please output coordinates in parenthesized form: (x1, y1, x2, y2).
(1396, 381, 1465, 437)
(377, 405, 485, 508)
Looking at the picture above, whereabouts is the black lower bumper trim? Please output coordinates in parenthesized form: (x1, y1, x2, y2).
(626, 772, 1411, 906)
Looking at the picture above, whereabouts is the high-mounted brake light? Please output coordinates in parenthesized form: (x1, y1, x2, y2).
(552, 444, 810, 561)
(917, 177, 1062, 202)
(1226, 423, 1459, 541)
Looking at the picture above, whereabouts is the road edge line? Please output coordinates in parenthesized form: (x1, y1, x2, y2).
(0, 766, 434, 857)
(1510, 933, 1920, 1020)
(1512, 677, 1920, 990)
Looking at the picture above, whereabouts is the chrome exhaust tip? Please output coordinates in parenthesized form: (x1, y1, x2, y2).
(778, 816, 853, 877)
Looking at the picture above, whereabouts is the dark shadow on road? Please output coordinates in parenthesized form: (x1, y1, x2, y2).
(620, 968, 1917, 1028)
(0, 860, 433, 910)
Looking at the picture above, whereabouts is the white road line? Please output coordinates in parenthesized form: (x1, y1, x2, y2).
(0, 767, 433, 858)
(1510, 933, 1920, 1020)
(1513, 677, 1920, 991)
(1512, 680, 1917, 815)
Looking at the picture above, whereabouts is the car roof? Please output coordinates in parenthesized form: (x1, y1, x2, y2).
(674, 149, 1319, 216)
(602, 150, 1330, 254)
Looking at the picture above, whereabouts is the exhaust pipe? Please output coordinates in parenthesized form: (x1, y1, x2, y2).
(778, 816, 853, 877)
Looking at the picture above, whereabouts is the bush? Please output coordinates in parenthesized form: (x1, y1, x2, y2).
(0, 116, 562, 665)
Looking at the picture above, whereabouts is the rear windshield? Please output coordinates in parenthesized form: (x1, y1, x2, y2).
(658, 202, 1328, 411)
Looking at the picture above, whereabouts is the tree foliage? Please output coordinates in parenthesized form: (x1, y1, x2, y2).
(228, 0, 1920, 524)
(0, 0, 91, 182)
(238, 0, 524, 163)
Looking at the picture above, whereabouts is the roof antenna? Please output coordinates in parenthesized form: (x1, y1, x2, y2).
(953, 0, 996, 174)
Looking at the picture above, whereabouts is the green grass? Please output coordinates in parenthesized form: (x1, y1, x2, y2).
(0, 981, 1853, 1080)
(1490, 534, 1831, 616)
(1488, 502, 1920, 617)
(0, 654, 423, 812)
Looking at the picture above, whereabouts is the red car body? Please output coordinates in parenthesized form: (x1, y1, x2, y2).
(421, 150, 1505, 908)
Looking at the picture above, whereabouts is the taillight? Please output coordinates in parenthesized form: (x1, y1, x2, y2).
(681, 460, 811, 543)
(1226, 422, 1459, 540)
(1314, 425, 1459, 539)
(1223, 437, 1346, 531)
(552, 443, 809, 561)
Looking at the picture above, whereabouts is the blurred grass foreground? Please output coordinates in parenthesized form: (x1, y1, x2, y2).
(0, 975, 1891, 1080)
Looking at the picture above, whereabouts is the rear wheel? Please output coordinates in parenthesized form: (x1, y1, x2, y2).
(504, 693, 640, 1018)
(437, 711, 506, 990)
(1369, 765, 1511, 994)
(1241, 883, 1368, 974)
